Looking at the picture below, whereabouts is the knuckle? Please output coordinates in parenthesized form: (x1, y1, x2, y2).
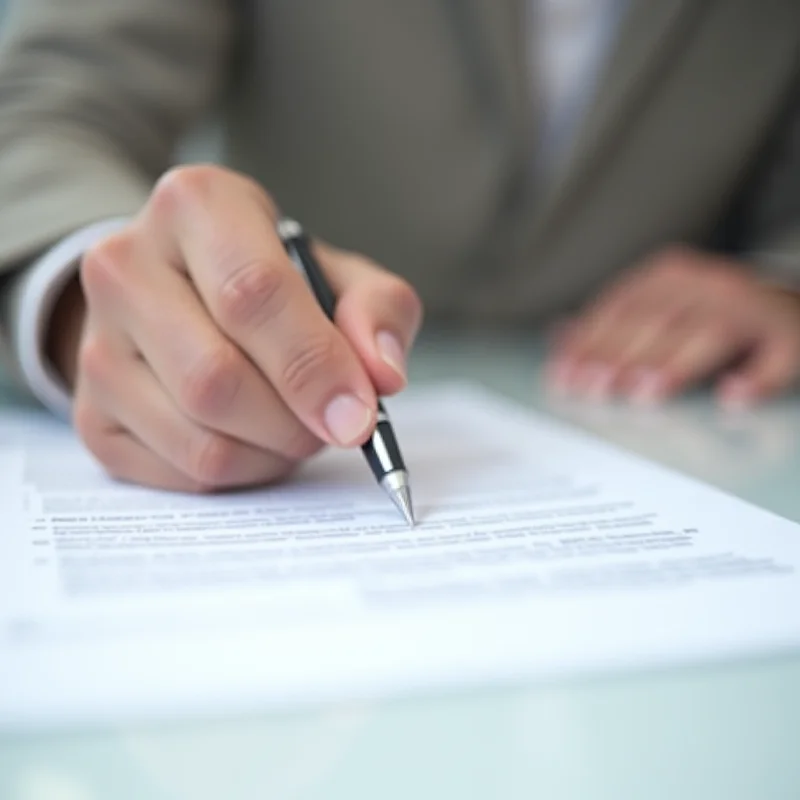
(152, 164, 227, 215)
(705, 263, 746, 291)
(281, 334, 338, 396)
(151, 165, 275, 223)
(77, 334, 116, 387)
(178, 344, 244, 420)
(186, 431, 238, 488)
(385, 275, 423, 329)
(216, 258, 289, 330)
(80, 232, 135, 299)
(73, 401, 119, 471)
(648, 249, 692, 280)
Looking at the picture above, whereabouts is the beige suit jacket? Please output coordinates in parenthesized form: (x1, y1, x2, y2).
(0, 0, 799, 382)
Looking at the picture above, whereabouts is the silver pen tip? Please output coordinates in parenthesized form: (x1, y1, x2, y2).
(389, 485, 416, 527)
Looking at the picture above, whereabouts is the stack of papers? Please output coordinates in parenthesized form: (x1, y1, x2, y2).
(1, 384, 799, 728)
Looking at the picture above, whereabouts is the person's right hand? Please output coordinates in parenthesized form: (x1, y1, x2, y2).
(62, 165, 422, 492)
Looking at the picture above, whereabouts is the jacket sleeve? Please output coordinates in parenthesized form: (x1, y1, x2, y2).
(738, 75, 800, 284)
(0, 0, 232, 386)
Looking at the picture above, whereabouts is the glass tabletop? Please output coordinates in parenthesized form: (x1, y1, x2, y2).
(1, 331, 799, 800)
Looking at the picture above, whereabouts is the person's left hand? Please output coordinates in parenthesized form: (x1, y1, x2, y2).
(546, 246, 800, 407)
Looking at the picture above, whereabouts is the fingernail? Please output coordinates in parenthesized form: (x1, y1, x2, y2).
(324, 394, 374, 445)
(376, 330, 407, 380)
(628, 370, 667, 405)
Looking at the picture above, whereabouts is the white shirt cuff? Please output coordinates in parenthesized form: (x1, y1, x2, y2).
(14, 218, 130, 419)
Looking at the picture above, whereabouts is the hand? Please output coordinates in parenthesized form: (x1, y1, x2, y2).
(53, 165, 422, 492)
(546, 246, 800, 407)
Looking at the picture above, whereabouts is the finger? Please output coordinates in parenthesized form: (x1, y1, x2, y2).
(87, 232, 323, 461)
(77, 333, 295, 490)
(557, 265, 673, 364)
(717, 334, 800, 408)
(555, 247, 716, 371)
(553, 307, 675, 400)
(629, 320, 743, 404)
(74, 403, 216, 493)
(145, 166, 378, 448)
(73, 319, 231, 492)
(554, 282, 685, 396)
(323, 243, 423, 396)
(607, 304, 703, 396)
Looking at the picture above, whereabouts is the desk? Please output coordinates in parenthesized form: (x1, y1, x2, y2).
(1, 332, 799, 800)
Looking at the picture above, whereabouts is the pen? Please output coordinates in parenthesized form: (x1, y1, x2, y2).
(277, 218, 416, 526)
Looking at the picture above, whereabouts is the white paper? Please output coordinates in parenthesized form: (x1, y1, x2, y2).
(1, 384, 799, 728)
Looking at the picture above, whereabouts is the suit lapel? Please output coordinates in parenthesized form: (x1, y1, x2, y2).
(529, 0, 707, 241)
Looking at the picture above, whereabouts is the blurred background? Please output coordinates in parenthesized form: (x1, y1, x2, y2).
(0, 0, 220, 161)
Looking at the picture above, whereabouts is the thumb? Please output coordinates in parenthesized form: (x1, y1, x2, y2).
(317, 242, 423, 396)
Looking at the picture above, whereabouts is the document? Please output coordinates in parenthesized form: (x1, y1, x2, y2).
(1, 384, 799, 728)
